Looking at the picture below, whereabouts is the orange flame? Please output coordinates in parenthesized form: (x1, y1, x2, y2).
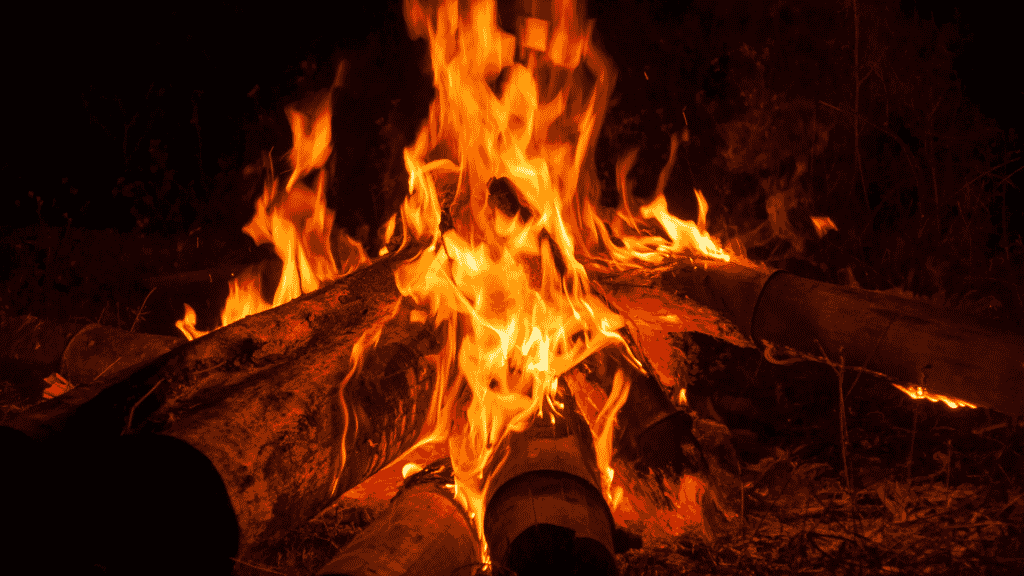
(176, 64, 369, 340)
(396, 0, 732, 555)
(893, 383, 977, 410)
(176, 0, 739, 561)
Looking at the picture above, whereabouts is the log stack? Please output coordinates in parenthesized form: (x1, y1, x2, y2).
(3, 255, 1022, 574)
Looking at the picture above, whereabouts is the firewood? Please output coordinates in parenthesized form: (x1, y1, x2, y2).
(594, 259, 1024, 416)
(1, 316, 183, 438)
(317, 458, 480, 576)
(53, 252, 451, 564)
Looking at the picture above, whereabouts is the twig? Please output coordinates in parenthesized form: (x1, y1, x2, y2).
(124, 377, 165, 433)
(844, 314, 899, 400)
(91, 356, 122, 382)
(193, 359, 229, 376)
(818, 100, 925, 228)
(230, 557, 287, 575)
(992, 164, 1024, 190)
(739, 457, 746, 535)
(852, 0, 869, 210)
(130, 287, 157, 333)
(817, 342, 851, 494)
(957, 157, 1023, 195)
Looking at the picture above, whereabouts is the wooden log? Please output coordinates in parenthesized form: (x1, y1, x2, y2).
(54, 252, 451, 564)
(563, 342, 721, 541)
(594, 260, 1024, 416)
(482, 392, 617, 576)
(317, 458, 480, 576)
(1, 317, 183, 438)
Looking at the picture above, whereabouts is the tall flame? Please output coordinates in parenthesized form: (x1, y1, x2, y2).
(395, 0, 731, 552)
(177, 0, 735, 561)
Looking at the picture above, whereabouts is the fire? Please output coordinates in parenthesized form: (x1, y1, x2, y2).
(395, 0, 729, 553)
(176, 64, 369, 340)
(893, 383, 977, 410)
(177, 0, 736, 561)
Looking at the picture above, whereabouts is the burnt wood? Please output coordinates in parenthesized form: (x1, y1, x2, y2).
(594, 259, 1024, 416)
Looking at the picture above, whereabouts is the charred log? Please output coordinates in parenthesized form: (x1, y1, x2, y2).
(2, 318, 184, 438)
(595, 259, 1024, 416)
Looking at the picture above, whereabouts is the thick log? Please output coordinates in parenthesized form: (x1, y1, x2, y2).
(595, 260, 1024, 416)
(54, 253, 449, 563)
(317, 458, 480, 576)
(483, 392, 617, 576)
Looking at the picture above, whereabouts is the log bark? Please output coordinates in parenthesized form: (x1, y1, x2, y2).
(54, 252, 449, 563)
(594, 259, 1024, 416)
(482, 395, 617, 576)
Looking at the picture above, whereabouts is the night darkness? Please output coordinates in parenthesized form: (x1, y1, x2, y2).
(4, 0, 1023, 374)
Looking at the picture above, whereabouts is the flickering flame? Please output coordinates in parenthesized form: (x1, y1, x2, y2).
(175, 64, 369, 340)
(176, 0, 738, 562)
(893, 383, 977, 410)
(394, 0, 732, 556)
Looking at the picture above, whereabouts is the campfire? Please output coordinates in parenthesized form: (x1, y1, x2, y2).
(2, 0, 1023, 575)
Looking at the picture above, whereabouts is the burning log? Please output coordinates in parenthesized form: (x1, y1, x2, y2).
(565, 341, 704, 477)
(596, 259, 1024, 416)
(483, 390, 618, 576)
(49, 253, 452, 563)
(317, 458, 480, 576)
(563, 342, 722, 540)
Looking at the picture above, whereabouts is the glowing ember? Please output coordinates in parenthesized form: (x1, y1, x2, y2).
(811, 215, 838, 237)
(893, 383, 977, 410)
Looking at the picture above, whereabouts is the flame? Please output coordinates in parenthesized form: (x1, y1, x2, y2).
(893, 383, 977, 410)
(176, 0, 738, 562)
(176, 63, 369, 340)
(396, 0, 732, 556)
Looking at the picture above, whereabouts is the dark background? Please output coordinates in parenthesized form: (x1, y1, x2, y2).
(3, 0, 1022, 332)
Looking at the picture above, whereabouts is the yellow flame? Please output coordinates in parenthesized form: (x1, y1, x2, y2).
(396, 0, 735, 556)
(177, 0, 745, 562)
